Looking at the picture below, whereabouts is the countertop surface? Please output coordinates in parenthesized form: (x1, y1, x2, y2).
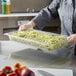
(0, 40, 76, 76)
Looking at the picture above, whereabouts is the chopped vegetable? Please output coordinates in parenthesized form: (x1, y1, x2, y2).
(12, 30, 68, 50)
(20, 66, 27, 72)
(14, 63, 21, 69)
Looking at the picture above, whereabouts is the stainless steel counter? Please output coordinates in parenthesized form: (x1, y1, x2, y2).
(0, 40, 76, 76)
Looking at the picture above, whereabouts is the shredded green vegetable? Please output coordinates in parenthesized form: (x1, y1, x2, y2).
(11, 30, 68, 50)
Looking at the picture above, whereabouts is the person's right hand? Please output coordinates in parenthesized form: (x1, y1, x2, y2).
(18, 21, 36, 31)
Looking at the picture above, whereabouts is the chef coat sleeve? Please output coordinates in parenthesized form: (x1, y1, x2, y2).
(32, 0, 60, 30)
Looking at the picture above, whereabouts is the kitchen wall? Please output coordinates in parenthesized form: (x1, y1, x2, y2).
(0, 0, 52, 13)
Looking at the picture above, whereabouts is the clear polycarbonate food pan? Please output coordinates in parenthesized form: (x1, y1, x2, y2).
(5, 29, 68, 51)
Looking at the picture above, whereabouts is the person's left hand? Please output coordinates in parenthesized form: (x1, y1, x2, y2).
(67, 34, 76, 44)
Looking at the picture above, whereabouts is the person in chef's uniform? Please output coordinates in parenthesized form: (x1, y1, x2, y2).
(19, 0, 76, 58)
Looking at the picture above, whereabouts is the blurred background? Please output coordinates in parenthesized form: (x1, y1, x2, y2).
(0, 0, 60, 40)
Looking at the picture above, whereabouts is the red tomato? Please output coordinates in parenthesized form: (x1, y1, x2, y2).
(3, 66, 12, 71)
(0, 71, 6, 76)
(2, 66, 13, 74)
(6, 72, 17, 76)
(14, 68, 21, 76)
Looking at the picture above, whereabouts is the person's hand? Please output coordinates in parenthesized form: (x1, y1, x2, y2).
(18, 21, 36, 31)
(67, 34, 76, 44)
